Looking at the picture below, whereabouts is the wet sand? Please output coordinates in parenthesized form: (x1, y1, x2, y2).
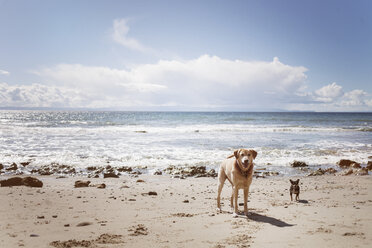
(0, 174, 371, 247)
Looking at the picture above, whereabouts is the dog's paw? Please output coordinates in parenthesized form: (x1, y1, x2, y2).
(232, 212, 238, 218)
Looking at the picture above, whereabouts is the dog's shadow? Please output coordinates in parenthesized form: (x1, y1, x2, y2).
(248, 212, 294, 227)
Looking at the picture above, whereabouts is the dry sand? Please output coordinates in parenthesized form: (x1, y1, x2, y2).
(0, 174, 371, 248)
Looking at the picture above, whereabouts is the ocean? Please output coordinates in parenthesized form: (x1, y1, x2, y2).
(0, 111, 371, 176)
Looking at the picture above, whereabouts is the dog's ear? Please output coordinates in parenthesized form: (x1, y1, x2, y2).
(290, 179, 294, 184)
(296, 179, 300, 184)
(250, 150, 257, 159)
(234, 149, 241, 159)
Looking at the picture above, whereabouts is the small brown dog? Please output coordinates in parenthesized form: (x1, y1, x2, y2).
(217, 149, 257, 217)
(290, 179, 300, 201)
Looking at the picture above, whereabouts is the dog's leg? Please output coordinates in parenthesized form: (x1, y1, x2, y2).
(217, 171, 226, 212)
(244, 187, 249, 216)
(230, 187, 234, 211)
(296, 194, 299, 201)
(290, 193, 293, 201)
(232, 186, 239, 217)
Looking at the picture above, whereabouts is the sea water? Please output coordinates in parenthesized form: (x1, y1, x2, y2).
(0, 111, 371, 176)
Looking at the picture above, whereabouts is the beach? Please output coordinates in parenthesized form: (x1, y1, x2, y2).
(1, 173, 371, 248)
(1, 111, 371, 247)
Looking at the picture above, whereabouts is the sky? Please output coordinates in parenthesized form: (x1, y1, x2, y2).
(0, 0, 371, 111)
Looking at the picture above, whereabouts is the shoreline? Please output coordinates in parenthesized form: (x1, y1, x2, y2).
(1, 158, 371, 179)
(1, 174, 371, 247)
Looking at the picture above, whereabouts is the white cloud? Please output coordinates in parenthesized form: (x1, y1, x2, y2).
(314, 82, 344, 102)
(2, 55, 371, 111)
(0, 83, 86, 108)
(0, 70, 10, 75)
(29, 55, 308, 109)
(341, 89, 367, 106)
(112, 18, 150, 53)
(286, 84, 372, 111)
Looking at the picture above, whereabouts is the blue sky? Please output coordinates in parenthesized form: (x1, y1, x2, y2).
(0, 0, 371, 111)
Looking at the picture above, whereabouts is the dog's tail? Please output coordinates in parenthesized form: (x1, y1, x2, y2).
(227, 154, 234, 159)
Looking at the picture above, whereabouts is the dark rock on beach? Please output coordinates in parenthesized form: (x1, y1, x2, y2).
(22, 177, 43, 187)
(163, 165, 217, 178)
(354, 168, 369, 176)
(308, 169, 325, 176)
(6, 163, 18, 171)
(74, 180, 91, 188)
(31, 164, 76, 176)
(0, 177, 43, 187)
(103, 172, 119, 178)
(96, 183, 106, 189)
(341, 169, 354, 176)
(76, 222, 93, 227)
(291, 161, 308, 168)
(117, 166, 133, 173)
(308, 168, 338, 176)
(20, 162, 31, 167)
(0, 177, 23, 186)
(86, 166, 98, 171)
(0, 163, 3, 170)
(337, 159, 360, 168)
(367, 161, 372, 171)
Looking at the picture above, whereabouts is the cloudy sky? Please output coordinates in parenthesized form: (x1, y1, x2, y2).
(0, 0, 371, 111)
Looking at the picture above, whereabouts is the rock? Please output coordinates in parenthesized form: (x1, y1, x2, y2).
(117, 166, 133, 173)
(0, 163, 4, 170)
(207, 169, 218, 177)
(148, 191, 158, 196)
(31, 164, 76, 176)
(6, 163, 18, 171)
(0, 177, 23, 186)
(96, 183, 106, 189)
(164, 165, 217, 178)
(308, 168, 325, 176)
(337, 159, 360, 168)
(153, 170, 162, 175)
(367, 161, 372, 171)
(20, 162, 30, 167)
(351, 163, 361, 168)
(22, 177, 43, 187)
(0, 177, 43, 187)
(76, 222, 93, 227)
(342, 169, 354, 176)
(74, 180, 91, 188)
(355, 168, 369, 176)
(262, 171, 280, 176)
(103, 172, 119, 178)
(86, 166, 98, 171)
(291, 161, 308, 167)
(324, 168, 337, 174)
(136, 179, 145, 183)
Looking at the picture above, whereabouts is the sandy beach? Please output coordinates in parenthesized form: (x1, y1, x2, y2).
(1, 174, 371, 248)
